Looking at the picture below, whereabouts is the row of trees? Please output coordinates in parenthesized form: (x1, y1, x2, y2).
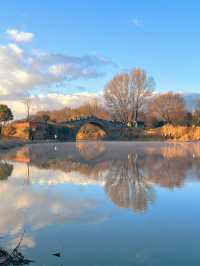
(32, 67, 200, 127)
(1, 67, 200, 129)
(32, 99, 110, 123)
(104, 68, 200, 127)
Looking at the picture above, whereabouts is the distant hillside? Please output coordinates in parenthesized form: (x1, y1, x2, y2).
(182, 93, 200, 111)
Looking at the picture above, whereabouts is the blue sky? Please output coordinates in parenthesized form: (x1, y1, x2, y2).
(0, 1, 200, 117)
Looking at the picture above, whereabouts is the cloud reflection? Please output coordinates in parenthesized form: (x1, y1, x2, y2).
(1, 141, 200, 248)
(0, 171, 97, 248)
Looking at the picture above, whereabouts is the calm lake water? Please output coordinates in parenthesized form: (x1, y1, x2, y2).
(0, 141, 200, 266)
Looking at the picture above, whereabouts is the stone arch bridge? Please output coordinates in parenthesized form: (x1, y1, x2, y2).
(62, 116, 130, 140)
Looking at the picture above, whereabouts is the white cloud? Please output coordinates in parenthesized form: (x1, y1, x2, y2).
(0, 30, 114, 118)
(7, 29, 34, 43)
(8, 43, 23, 56)
(34, 92, 103, 109)
(0, 159, 111, 249)
(1, 92, 103, 118)
(132, 18, 143, 27)
(0, 43, 59, 100)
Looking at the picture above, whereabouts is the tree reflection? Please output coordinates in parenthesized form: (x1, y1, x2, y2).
(105, 153, 155, 213)
(0, 243, 33, 265)
(2, 142, 200, 213)
(0, 161, 13, 181)
(139, 144, 192, 189)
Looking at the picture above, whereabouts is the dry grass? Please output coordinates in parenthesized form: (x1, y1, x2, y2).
(2, 122, 29, 139)
(146, 124, 200, 141)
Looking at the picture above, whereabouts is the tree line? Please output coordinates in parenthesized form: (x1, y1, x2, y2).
(1, 67, 200, 130)
(33, 68, 200, 128)
(103, 68, 199, 127)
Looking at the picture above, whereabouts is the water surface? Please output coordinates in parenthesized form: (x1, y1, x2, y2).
(0, 141, 200, 266)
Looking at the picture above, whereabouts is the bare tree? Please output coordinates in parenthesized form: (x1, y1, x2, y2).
(148, 92, 186, 124)
(104, 68, 154, 124)
(192, 98, 200, 125)
(88, 98, 99, 116)
(23, 94, 33, 122)
(104, 73, 129, 123)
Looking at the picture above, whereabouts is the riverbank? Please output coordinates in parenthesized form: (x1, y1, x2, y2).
(0, 139, 26, 151)
(146, 124, 200, 141)
(0, 138, 62, 152)
(1, 125, 200, 153)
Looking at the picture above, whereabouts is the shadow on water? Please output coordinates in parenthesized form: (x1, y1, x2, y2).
(0, 247, 33, 266)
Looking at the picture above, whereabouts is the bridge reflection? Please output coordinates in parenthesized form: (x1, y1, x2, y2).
(1, 142, 200, 213)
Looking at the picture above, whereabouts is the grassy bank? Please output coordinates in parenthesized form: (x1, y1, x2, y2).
(145, 124, 200, 141)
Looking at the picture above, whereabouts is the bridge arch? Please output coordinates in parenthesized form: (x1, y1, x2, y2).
(63, 116, 128, 141)
(75, 120, 110, 140)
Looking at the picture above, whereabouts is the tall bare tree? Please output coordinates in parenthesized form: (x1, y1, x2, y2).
(148, 92, 186, 124)
(23, 94, 33, 122)
(104, 68, 154, 124)
(85, 98, 99, 117)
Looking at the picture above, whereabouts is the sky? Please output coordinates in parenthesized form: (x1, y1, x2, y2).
(0, 0, 200, 118)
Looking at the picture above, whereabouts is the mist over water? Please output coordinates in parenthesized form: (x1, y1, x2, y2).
(0, 141, 200, 266)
